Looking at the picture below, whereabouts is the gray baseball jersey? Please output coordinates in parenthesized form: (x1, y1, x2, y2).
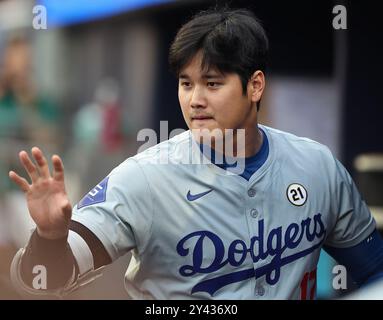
(70, 125, 375, 299)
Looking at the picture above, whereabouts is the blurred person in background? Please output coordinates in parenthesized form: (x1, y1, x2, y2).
(69, 77, 126, 195)
(0, 36, 61, 297)
(72, 78, 123, 154)
(0, 36, 60, 143)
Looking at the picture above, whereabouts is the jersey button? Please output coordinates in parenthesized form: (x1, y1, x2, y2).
(250, 209, 258, 218)
(255, 286, 265, 296)
(248, 188, 256, 197)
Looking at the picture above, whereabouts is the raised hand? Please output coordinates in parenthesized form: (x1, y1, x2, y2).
(9, 147, 72, 240)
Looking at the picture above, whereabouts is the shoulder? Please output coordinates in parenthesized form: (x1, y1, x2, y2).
(131, 130, 191, 164)
(261, 125, 336, 166)
(107, 130, 191, 178)
(261, 125, 343, 182)
(262, 125, 332, 154)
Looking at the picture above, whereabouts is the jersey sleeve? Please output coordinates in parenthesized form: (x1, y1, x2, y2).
(71, 158, 154, 261)
(325, 157, 376, 248)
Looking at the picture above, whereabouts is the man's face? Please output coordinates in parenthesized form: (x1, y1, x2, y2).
(178, 51, 256, 137)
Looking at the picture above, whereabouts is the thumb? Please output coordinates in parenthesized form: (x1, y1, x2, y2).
(61, 200, 72, 219)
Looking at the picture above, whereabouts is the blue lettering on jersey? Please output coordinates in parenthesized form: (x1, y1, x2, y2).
(77, 177, 109, 209)
(176, 213, 326, 296)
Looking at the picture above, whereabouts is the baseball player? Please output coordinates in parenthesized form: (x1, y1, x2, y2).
(9, 8, 383, 299)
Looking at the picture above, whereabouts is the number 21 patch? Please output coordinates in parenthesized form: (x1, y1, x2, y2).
(286, 183, 308, 206)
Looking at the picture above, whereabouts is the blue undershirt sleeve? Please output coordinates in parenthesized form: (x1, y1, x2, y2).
(324, 229, 383, 287)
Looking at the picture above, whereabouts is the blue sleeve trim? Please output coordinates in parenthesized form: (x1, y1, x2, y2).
(324, 229, 383, 286)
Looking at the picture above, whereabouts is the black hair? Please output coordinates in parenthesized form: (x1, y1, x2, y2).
(169, 7, 269, 109)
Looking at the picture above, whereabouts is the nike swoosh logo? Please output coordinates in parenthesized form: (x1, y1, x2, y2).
(187, 189, 213, 201)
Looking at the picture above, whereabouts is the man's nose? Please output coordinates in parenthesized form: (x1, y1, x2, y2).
(190, 87, 207, 109)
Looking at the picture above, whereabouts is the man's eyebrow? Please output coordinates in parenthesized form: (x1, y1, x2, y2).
(178, 73, 224, 79)
(202, 73, 224, 79)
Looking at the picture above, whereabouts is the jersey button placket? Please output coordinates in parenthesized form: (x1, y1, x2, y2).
(248, 188, 256, 197)
(246, 185, 260, 291)
(255, 285, 266, 298)
(250, 209, 258, 218)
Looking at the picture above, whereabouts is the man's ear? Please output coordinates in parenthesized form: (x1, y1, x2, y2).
(247, 70, 265, 103)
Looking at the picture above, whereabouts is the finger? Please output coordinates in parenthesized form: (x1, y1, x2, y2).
(9, 171, 30, 193)
(31, 147, 50, 179)
(19, 151, 39, 182)
(52, 155, 65, 182)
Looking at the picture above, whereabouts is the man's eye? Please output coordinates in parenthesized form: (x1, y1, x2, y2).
(180, 81, 191, 87)
(207, 82, 221, 87)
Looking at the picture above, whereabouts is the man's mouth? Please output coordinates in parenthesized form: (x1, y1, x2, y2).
(191, 115, 214, 121)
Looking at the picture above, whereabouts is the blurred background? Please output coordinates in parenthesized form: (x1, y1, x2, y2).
(0, 0, 382, 299)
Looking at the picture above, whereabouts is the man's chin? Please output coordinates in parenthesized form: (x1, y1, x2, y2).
(190, 127, 225, 145)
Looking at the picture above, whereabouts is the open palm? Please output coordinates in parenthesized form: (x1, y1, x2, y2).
(9, 147, 72, 240)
